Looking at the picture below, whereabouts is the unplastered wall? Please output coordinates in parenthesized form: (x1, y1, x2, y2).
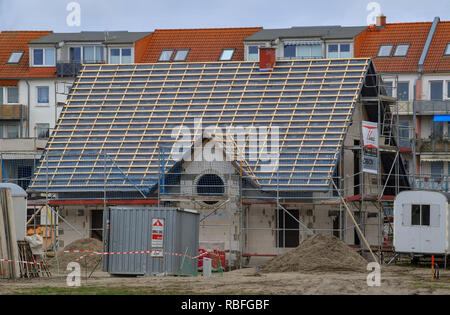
(179, 160, 241, 253)
(56, 206, 92, 249)
(244, 203, 379, 255)
(342, 101, 363, 196)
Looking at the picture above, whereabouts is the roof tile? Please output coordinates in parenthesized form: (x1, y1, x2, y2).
(0, 31, 56, 79)
(422, 21, 450, 72)
(354, 22, 431, 73)
(139, 27, 262, 63)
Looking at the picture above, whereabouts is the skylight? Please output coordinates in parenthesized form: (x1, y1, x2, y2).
(377, 45, 393, 57)
(158, 49, 174, 62)
(7, 51, 24, 64)
(219, 49, 235, 61)
(393, 44, 410, 57)
(445, 43, 450, 56)
(173, 49, 189, 62)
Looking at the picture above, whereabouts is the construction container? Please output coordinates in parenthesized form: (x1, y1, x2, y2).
(0, 183, 27, 241)
(394, 191, 450, 255)
(103, 207, 199, 276)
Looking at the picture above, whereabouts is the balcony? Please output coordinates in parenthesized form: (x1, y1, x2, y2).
(0, 104, 27, 120)
(0, 138, 48, 152)
(414, 175, 450, 192)
(415, 100, 450, 115)
(416, 138, 450, 153)
(56, 60, 105, 78)
(389, 101, 413, 115)
(56, 62, 84, 78)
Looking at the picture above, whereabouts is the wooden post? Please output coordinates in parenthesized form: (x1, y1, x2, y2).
(331, 180, 379, 264)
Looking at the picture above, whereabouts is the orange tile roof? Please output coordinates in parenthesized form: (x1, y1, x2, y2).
(422, 21, 450, 72)
(0, 31, 56, 79)
(354, 22, 431, 73)
(139, 27, 262, 63)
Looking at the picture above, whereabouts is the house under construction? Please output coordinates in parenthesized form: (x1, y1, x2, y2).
(27, 55, 409, 265)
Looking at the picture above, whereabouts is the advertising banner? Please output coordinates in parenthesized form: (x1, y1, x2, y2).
(362, 121, 378, 174)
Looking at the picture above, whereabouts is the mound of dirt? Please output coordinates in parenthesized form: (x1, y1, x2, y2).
(261, 233, 368, 273)
(47, 238, 103, 272)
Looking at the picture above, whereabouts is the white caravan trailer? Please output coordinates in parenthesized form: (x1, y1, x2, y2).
(394, 191, 449, 255)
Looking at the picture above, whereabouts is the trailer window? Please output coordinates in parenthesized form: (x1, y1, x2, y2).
(411, 204, 430, 226)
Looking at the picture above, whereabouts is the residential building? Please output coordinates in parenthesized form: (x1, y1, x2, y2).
(354, 16, 450, 191)
(139, 27, 262, 63)
(0, 31, 55, 190)
(0, 31, 153, 190)
(243, 26, 367, 61)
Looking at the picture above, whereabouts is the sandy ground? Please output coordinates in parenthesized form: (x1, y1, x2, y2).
(1, 264, 449, 295)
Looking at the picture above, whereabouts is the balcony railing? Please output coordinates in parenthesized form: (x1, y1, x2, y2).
(278, 56, 323, 60)
(0, 104, 27, 120)
(56, 60, 105, 77)
(413, 175, 450, 192)
(415, 100, 450, 115)
(416, 138, 450, 153)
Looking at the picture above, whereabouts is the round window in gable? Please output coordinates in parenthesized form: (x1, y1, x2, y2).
(196, 174, 225, 205)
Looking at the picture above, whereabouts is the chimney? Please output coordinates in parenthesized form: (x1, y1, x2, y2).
(259, 48, 276, 72)
(376, 14, 386, 28)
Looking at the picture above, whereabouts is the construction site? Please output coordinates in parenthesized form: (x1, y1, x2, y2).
(0, 55, 449, 295)
(1, 9, 450, 295)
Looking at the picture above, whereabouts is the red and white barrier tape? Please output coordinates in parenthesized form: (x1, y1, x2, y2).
(0, 250, 211, 266)
(64, 249, 211, 262)
(0, 258, 43, 266)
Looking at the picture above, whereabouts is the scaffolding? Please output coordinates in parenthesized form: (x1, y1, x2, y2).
(16, 59, 450, 269)
(147, 71, 418, 266)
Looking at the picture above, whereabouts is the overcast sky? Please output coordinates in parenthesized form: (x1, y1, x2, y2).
(1, 0, 449, 32)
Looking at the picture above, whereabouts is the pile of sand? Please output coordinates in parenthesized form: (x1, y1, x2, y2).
(47, 238, 103, 272)
(261, 233, 368, 273)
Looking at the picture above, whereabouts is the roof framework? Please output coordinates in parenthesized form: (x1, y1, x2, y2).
(29, 58, 371, 193)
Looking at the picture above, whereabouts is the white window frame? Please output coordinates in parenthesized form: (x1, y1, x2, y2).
(6, 87, 19, 104)
(36, 123, 50, 139)
(7, 51, 24, 64)
(37, 86, 50, 105)
(246, 44, 265, 61)
(173, 49, 190, 62)
(327, 43, 352, 59)
(69, 46, 82, 63)
(444, 43, 450, 56)
(69, 45, 105, 64)
(109, 47, 134, 64)
(397, 81, 410, 101)
(445, 80, 450, 100)
(430, 80, 444, 100)
(296, 43, 323, 59)
(0, 123, 20, 138)
(393, 44, 410, 57)
(31, 48, 55, 67)
(158, 49, 174, 62)
(377, 44, 394, 57)
(219, 48, 235, 61)
(83, 46, 104, 64)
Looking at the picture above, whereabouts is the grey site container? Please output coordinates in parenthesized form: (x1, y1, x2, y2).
(103, 207, 199, 276)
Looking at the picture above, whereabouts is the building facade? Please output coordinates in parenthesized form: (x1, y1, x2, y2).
(355, 16, 450, 192)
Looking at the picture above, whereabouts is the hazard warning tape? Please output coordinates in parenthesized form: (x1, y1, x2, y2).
(0, 258, 43, 266)
(0, 250, 211, 266)
(65, 249, 211, 263)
